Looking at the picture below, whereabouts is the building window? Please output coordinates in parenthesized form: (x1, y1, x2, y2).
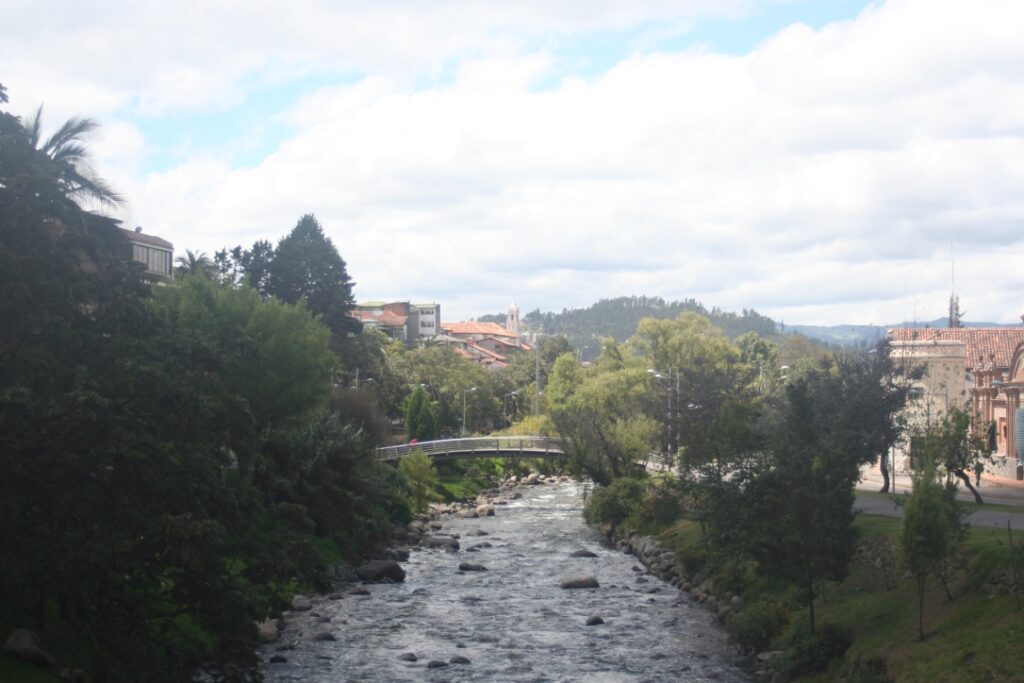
(132, 244, 172, 276)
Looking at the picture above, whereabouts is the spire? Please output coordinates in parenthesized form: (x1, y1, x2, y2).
(506, 299, 520, 335)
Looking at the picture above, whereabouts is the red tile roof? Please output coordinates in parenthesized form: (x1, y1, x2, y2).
(121, 227, 173, 249)
(887, 328, 1024, 369)
(442, 321, 520, 338)
(350, 309, 407, 327)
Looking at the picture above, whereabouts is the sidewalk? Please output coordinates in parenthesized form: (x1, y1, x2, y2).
(857, 463, 1024, 507)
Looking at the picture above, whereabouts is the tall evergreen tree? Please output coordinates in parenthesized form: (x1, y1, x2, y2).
(267, 214, 360, 340)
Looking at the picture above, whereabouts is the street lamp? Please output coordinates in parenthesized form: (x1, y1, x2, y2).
(504, 390, 519, 426)
(647, 368, 679, 455)
(462, 386, 477, 436)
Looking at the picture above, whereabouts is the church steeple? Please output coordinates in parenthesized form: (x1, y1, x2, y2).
(506, 299, 520, 335)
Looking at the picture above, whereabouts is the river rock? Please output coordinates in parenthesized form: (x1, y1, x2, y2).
(3, 629, 55, 669)
(290, 595, 313, 611)
(476, 504, 495, 516)
(560, 576, 600, 589)
(586, 615, 605, 626)
(269, 654, 287, 664)
(424, 535, 460, 550)
(356, 560, 406, 583)
(450, 655, 471, 664)
(465, 529, 489, 536)
(398, 652, 418, 662)
(458, 508, 479, 518)
(459, 562, 488, 571)
(570, 549, 598, 558)
(256, 619, 279, 643)
(313, 632, 337, 642)
(470, 542, 492, 550)
(427, 660, 449, 669)
(349, 587, 371, 596)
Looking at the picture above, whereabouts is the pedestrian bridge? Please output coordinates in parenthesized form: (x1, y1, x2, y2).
(376, 436, 565, 463)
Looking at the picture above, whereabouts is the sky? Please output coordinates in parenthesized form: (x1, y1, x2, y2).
(4, 0, 1024, 326)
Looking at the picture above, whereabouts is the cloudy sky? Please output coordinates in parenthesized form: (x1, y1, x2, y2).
(4, 0, 1024, 326)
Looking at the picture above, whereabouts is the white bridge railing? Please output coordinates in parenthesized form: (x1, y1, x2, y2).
(376, 436, 565, 462)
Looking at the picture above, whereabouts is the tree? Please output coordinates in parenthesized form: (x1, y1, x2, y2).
(547, 348, 658, 485)
(175, 248, 214, 277)
(914, 407, 989, 504)
(151, 276, 335, 432)
(404, 385, 438, 441)
(267, 214, 360, 340)
(902, 457, 964, 640)
(398, 450, 442, 513)
(20, 104, 122, 209)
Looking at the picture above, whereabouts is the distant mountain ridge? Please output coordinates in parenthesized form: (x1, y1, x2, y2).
(786, 318, 1023, 347)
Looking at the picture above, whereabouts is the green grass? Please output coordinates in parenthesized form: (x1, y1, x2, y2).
(659, 515, 1024, 682)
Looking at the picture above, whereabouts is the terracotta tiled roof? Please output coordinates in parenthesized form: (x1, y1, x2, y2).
(465, 340, 507, 362)
(442, 321, 520, 338)
(887, 328, 1024, 369)
(350, 309, 407, 327)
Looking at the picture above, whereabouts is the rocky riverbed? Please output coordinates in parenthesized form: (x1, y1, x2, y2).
(259, 476, 750, 682)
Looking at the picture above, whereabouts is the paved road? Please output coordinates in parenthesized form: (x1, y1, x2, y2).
(855, 464, 1024, 530)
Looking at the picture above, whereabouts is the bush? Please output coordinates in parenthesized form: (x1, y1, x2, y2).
(583, 477, 647, 527)
(626, 481, 685, 534)
(727, 598, 789, 651)
(776, 624, 852, 677)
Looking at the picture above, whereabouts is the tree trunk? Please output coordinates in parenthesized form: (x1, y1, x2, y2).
(879, 453, 890, 493)
(951, 467, 983, 504)
(921, 573, 929, 643)
(806, 559, 816, 634)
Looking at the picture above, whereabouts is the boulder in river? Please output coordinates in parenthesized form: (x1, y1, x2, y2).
(424, 535, 460, 550)
(290, 595, 313, 611)
(570, 549, 598, 558)
(313, 632, 337, 642)
(458, 562, 488, 572)
(356, 559, 406, 583)
(398, 652, 418, 662)
(586, 615, 605, 626)
(256, 619, 279, 643)
(3, 629, 55, 669)
(450, 655, 471, 664)
(560, 576, 600, 589)
(427, 660, 449, 669)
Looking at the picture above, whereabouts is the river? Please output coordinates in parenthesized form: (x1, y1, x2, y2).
(260, 480, 750, 682)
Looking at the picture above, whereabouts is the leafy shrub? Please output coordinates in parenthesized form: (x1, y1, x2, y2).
(712, 556, 759, 595)
(776, 624, 852, 677)
(727, 598, 789, 651)
(583, 477, 646, 527)
(627, 482, 685, 534)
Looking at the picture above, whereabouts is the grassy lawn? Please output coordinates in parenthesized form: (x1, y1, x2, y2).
(660, 514, 1024, 682)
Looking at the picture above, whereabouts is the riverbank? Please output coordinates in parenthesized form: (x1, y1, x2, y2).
(600, 512, 1024, 682)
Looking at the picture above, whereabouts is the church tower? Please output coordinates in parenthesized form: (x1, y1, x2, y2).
(506, 299, 520, 335)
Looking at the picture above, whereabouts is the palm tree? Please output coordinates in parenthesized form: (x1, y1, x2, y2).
(22, 105, 122, 210)
(175, 249, 215, 278)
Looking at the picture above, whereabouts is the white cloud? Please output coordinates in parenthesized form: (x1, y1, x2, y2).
(5, 0, 1024, 325)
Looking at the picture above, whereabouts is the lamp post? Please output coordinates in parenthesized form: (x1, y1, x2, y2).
(462, 386, 477, 436)
(504, 390, 519, 426)
(648, 369, 679, 455)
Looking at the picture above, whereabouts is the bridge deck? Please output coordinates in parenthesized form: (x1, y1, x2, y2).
(376, 436, 565, 462)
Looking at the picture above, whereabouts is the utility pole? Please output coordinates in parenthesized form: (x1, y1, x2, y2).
(534, 334, 541, 416)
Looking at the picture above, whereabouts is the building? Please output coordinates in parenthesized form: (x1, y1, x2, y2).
(887, 326, 1024, 478)
(413, 303, 441, 338)
(350, 301, 441, 345)
(441, 309, 533, 369)
(122, 226, 173, 280)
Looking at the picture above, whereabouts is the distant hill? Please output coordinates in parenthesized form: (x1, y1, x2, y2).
(787, 318, 1022, 347)
(499, 296, 779, 360)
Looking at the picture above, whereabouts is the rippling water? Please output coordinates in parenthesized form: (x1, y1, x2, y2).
(260, 481, 750, 682)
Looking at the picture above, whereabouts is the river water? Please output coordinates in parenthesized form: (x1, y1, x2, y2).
(260, 481, 750, 682)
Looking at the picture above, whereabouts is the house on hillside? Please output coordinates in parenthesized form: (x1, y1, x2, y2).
(350, 301, 441, 345)
(122, 226, 173, 280)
